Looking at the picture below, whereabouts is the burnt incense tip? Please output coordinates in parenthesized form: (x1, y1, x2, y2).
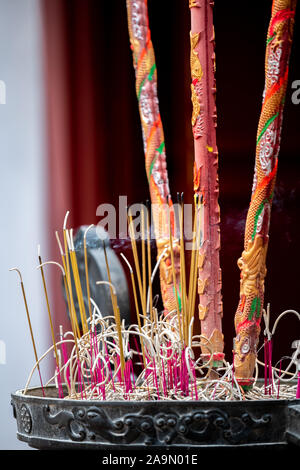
(9, 267, 23, 282)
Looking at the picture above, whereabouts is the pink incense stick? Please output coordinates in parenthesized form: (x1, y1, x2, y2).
(264, 338, 268, 395)
(296, 371, 300, 399)
(268, 339, 273, 395)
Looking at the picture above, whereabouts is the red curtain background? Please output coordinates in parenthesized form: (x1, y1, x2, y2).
(41, 0, 300, 363)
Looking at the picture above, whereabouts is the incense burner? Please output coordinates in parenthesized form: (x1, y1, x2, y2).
(11, 384, 300, 450)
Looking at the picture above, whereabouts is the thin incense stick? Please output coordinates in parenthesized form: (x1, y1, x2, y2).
(120, 252, 146, 368)
(189, 196, 203, 335)
(146, 201, 153, 313)
(178, 193, 188, 343)
(55, 231, 72, 320)
(102, 241, 126, 379)
(37, 248, 60, 371)
(61, 226, 84, 397)
(9, 268, 45, 397)
(187, 194, 198, 324)
(146, 200, 153, 318)
(62, 214, 81, 339)
(141, 205, 147, 311)
(167, 196, 183, 344)
(83, 224, 94, 325)
(68, 230, 88, 335)
(96, 280, 125, 380)
(128, 209, 147, 317)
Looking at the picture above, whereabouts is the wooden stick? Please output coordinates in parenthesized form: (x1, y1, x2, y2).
(146, 200, 153, 320)
(178, 193, 188, 343)
(55, 231, 72, 322)
(96, 280, 125, 380)
(68, 230, 88, 335)
(9, 268, 45, 396)
(128, 209, 147, 317)
(83, 225, 94, 326)
(120, 252, 146, 368)
(190, 195, 203, 337)
(141, 205, 147, 311)
(62, 214, 81, 339)
(102, 242, 126, 379)
(187, 194, 198, 323)
(37, 247, 60, 370)
(60, 213, 85, 395)
(167, 196, 183, 344)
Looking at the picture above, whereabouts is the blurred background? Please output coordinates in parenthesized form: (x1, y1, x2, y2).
(0, 0, 299, 449)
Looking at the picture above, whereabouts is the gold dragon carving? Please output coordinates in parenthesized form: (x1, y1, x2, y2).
(238, 235, 268, 298)
(189, 0, 200, 8)
(190, 32, 203, 127)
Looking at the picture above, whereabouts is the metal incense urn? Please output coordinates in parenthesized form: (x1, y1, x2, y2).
(11, 383, 300, 450)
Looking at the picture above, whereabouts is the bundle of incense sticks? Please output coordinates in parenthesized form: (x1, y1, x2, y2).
(11, 205, 300, 402)
(14, 203, 214, 400)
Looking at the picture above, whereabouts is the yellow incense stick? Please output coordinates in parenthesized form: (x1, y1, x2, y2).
(37, 248, 60, 369)
(55, 231, 73, 324)
(62, 215, 81, 339)
(141, 205, 146, 310)
(61, 214, 85, 394)
(115, 304, 125, 379)
(146, 202, 153, 320)
(120, 252, 146, 368)
(68, 230, 88, 335)
(96, 280, 125, 379)
(187, 194, 199, 325)
(83, 224, 94, 326)
(102, 242, 126, 379)
(167, 197, 183, 344)
(128, 210, 146, 317)
(102, 240, 115, 309)
(178, 193, 188, 343)
(189, 196, 203, 334)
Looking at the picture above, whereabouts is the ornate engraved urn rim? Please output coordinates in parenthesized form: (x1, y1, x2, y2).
(11, 383, 300, 450)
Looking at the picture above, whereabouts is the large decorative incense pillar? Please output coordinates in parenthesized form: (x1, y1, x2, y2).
(189, 0, 224, 364)
(126, 0, 181, 317)
(233, 0, 297, 388)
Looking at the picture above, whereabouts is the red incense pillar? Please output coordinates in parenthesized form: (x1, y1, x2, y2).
(189, 0, 224, 364)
